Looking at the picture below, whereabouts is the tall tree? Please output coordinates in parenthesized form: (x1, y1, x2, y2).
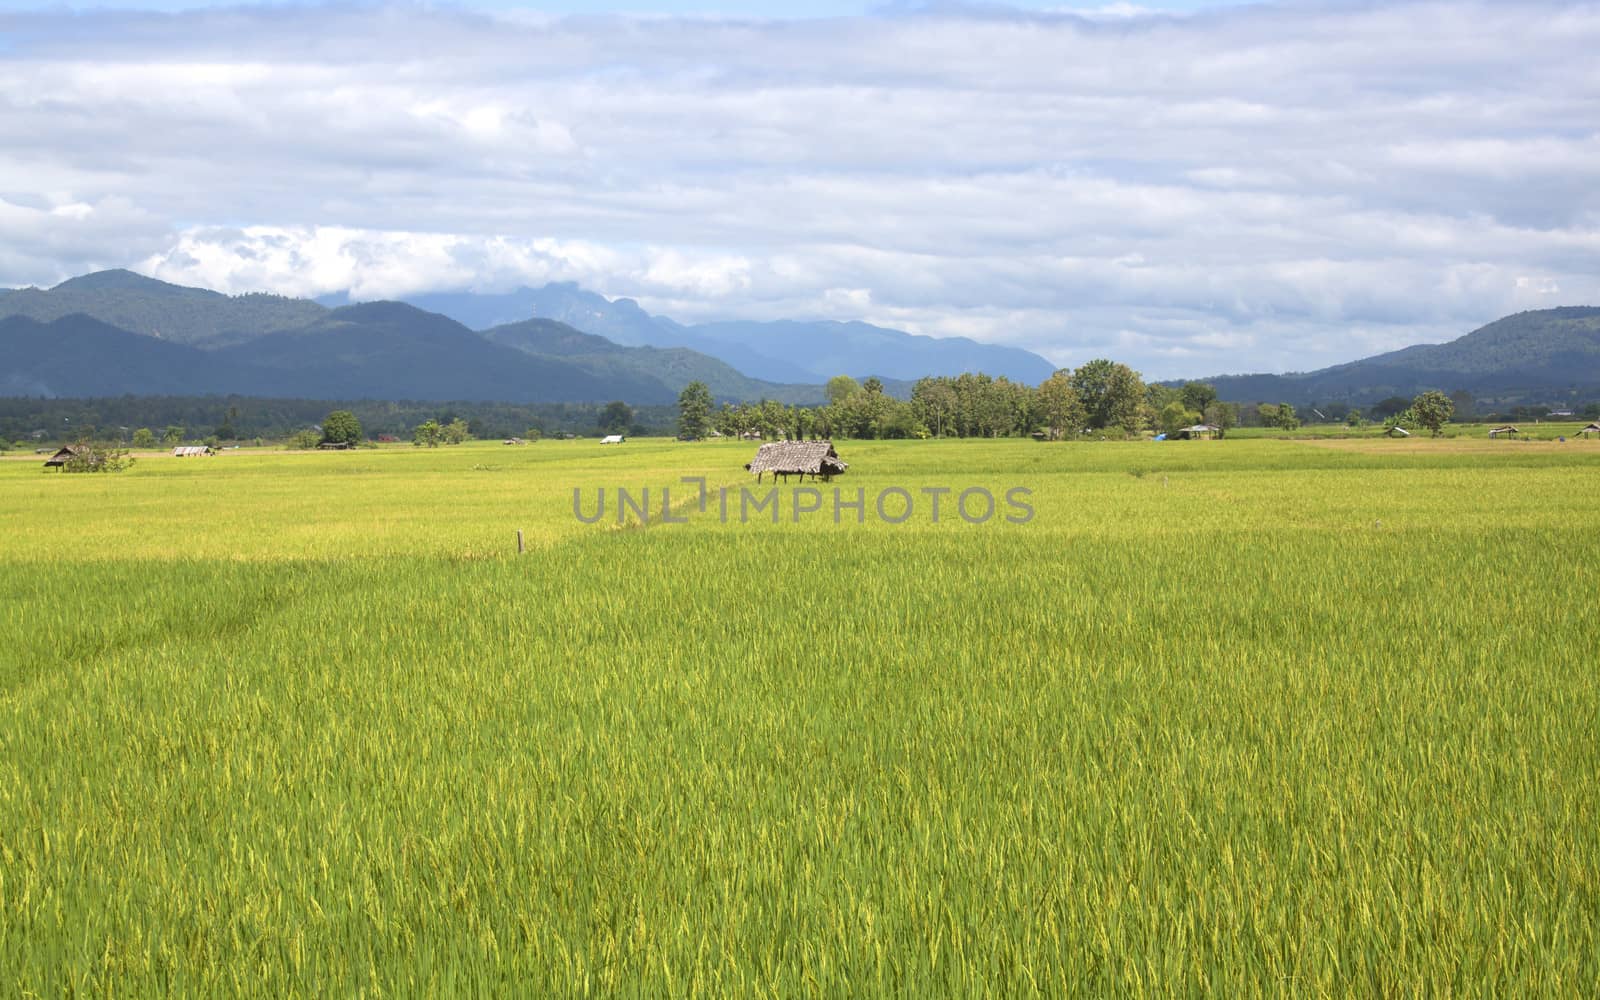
(1204, 401, 1239, 437)
(1070, 359, 1117, 429)
(1035, 371, 1086, 440)
(1160, 401, 1197, 438)
(678, 381, 713, 440)
(911, 377, 959, 438)
(1071, 360, 1144, 432)
(825, 375, 861, 405)
(598, 400, 634, 434)
(1180, 382, 1219, 415)
(413, 419, 442, 447)
(1411, 390, 1454, 436)
(1104, 364, 1146, 437)
(321, 410, 362, 446)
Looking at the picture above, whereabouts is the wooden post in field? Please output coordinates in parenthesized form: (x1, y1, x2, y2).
(516, 529, 524, 554)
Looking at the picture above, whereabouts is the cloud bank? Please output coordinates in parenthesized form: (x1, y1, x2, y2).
(2, 1, 1597, 377)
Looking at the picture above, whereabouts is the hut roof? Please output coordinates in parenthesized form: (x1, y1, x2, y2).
(745, 440, 847, 477)
(172, 445, 213, 457)
(600, 434, 625, 444)
(1385, 426, 1410, 437)
(1578, 422, 1600, 434)
(42, 444, 84, 467)
(1489, 425, 1520, 436)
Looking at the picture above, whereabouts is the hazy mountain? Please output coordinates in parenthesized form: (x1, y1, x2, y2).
(1195, 307, 1600, 406)
(0, 305, 675, 404)
(381, 282, 1058, 384)
(482, 318, 826, 404)
(0, 269, 326, 347)
(14, 269, 1593, 410)
(6, 270, 1020, 399)
(0, 315, 220, 397)
(220, 302, 676, 403)
(686, 319, 1057, 384)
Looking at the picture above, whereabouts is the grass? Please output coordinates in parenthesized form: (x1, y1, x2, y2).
(2, 438, 1598, 995)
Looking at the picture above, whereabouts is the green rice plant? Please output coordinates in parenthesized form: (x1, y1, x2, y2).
(0, 438, 1596, 995)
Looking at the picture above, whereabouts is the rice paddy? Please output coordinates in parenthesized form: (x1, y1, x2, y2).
(2, 437, 1597, 995)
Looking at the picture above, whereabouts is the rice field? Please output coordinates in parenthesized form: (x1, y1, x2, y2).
(2, 437, 1597, 995)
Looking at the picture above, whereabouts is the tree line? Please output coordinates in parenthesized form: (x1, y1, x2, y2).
(676, 362, 1253, 441)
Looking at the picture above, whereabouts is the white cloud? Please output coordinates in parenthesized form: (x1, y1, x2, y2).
(2, 1, 1599, 377)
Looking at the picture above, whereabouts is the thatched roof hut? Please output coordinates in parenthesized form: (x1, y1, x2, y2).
(42, 444, 83, 469)
(745, 440, 847, 482)
(1488, 425, 1520, 438)
(1175, 423, 1220, 440)
(1578, 422, 1600, 436)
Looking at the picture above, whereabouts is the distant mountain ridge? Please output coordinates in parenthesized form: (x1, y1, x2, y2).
(0, 309, 669, 403)
(329, 282, 1059, 385)
(2, 270, 1020, 403)
(1192, 307, 1600, 407)
(479, 318, 829, 404)
(0, 269, 324, 347)
(1, 271, 867, 403)
(9, 270, 1597, 408)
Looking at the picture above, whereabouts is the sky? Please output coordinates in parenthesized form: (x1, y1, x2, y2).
(2, 1, 1597, 378)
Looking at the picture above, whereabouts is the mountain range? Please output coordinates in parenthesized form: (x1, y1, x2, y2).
(3, 269, 1598, 408)
(320, 283, 1058, 385)
(0, 271, 922, 404)
(1189, 307, 1600, 407)
(0, 271, 1033, 403)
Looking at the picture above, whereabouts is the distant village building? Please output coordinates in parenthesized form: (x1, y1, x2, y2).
(745, 440, 848, 482)
(1549, 408, 1575, 418)
(600, 434, 625, 445)
(172, 445, 214, 457)
(1488, 425, 1520, 438)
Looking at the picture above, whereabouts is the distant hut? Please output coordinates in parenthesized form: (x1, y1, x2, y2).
(1578, 422, 1600, 437)
(745, 440, 848, 482)
(42, 444, 84, 469)
(1385, 426, 1411, 438)
(503, 437, 527, 446)
(1488, 425, 1520, 438)
(172, 445, 214, 457)
(600, 434, 625, 445)
(317, 441, 352, 450)
(1174, 423, 1220, 440)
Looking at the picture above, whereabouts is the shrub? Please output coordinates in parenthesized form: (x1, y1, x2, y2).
(62, 443, 135, 473)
